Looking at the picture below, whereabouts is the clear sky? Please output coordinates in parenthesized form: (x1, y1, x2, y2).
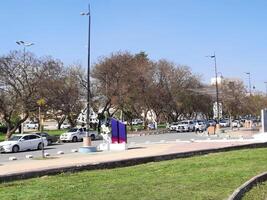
(1, 0, 267, 92)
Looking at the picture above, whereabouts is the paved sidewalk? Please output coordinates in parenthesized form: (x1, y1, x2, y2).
(0, 140, 257, 177)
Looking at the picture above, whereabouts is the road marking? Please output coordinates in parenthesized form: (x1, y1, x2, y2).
(44, 153, 50, 157)
(25, 155, 33, 159)
(9, 157, 17, 161)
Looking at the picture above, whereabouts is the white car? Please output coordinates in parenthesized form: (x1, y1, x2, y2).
(219, 120, 230, 127)
(25, 122, 38, 129)
(61, 123, 71, 129)
(177, 120, 195, 132)
(208, 120, 216, 126)
(194, 121, 207, 132)
(232, 120, 241, 128)
(0, 134, 48, 153)
(169, 122, 180, 131)
(131, 119, 143, 125)
(60, 127, 97, 142)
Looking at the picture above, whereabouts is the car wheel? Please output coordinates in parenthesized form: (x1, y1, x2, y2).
(90, 134, 96, 141)
(72, 136, 78, 142)
(47, 139, 52, 145)
(12, 145, 20, 153)
(37, 143, 44, 150)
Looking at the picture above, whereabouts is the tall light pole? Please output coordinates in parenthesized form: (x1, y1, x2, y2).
(245, 72, 251, 96)
(81, 5, 91, 140)
(16, 40, 34, 134)
(207, 52, 220, 123)
(264, 82, 267, 97)
(16, 41, 34, 65)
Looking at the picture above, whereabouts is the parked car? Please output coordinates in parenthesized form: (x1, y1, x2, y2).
(36, 132, 58, 145)
(61, 123, 71, 129)
(0, 134, 48, 153)
(194, 121, 207, 132)
(207, 120, 216, 127)
(25, 122, 38, 129)
(169, 122, 180, 131)
(131, 119, 143, 125)
(177, 120, 195, 132)
(219, 120, 230, 127)
(232, 120, 241, 128)
(60, 127, 97, 142)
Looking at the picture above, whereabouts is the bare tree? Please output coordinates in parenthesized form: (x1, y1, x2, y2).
(38, 59, 84, 129)
(0, 51, 41, 139)
(220, 80, 247, 119)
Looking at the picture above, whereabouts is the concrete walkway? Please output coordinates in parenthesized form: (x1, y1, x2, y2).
(0, 140, 256, 177)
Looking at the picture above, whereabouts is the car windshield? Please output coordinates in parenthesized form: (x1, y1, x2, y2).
(68, 128, 78, 132)
(8, 136, 22, 141)
(171, 122, 179, 125)
(181, 121, 188, 124)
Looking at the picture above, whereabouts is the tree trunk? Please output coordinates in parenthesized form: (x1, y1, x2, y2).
(67, 115, 76, 128)
(57, 116, 66, 130)
(4, 113, 29, 140)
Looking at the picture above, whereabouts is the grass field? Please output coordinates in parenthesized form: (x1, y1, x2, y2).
(243, 181, 267, 200)
(1, 148, 267, 200)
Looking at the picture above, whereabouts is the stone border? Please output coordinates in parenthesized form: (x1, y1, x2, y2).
(1, 142, 267, 183)
(228, 172, 267, 200)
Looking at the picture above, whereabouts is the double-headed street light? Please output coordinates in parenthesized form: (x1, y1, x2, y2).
(207, 52, 220, 123)
(80, 5, 91, 140)
(16, 40, 35, 134)
(16, 41, 34, 56)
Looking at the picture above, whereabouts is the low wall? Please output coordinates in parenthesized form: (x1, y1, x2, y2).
(228, 172, 267, 200)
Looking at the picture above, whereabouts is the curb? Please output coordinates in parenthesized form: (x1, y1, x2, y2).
(1, 142, 267, 183)
(228, 172, 267, 200)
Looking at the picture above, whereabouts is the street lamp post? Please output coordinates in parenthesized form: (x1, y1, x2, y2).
(207, 52, 220, 123)
(245, 72, 252, 96)
(81, 5, 91, 142)
(264, 82, 267, 97)
(78, 5, 97, 153)
(16, 40, 34, 134)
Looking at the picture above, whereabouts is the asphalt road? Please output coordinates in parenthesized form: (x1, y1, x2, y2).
(0, 131, 220, 163)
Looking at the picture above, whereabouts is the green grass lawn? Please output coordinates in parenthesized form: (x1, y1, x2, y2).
(243, 181, 267, 200)
(44, 129, 66, 136)
(1, 148, 267, 200)
(128, 123, 166, 131)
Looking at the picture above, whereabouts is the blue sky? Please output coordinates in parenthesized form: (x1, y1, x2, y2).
(1, 0, 267, 92)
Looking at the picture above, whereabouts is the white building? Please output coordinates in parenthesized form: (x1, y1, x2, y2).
(77, 107, 99, 125)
